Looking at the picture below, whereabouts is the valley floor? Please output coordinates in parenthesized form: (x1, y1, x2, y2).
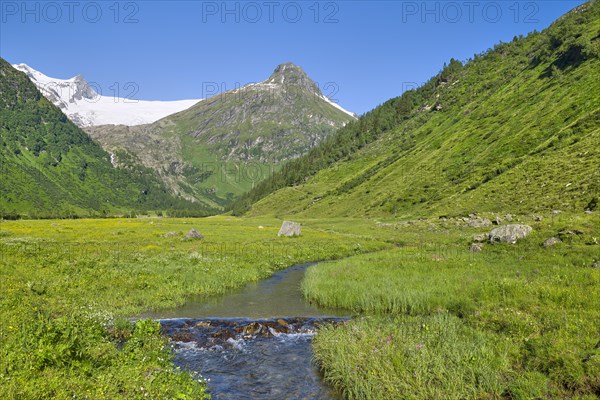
(0, 213, 598, 398)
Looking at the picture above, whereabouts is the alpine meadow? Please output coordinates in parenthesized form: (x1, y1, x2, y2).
(0, 1, 598, 399)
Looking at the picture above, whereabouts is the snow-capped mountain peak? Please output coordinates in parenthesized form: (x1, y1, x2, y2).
(12, 63, 202, 127)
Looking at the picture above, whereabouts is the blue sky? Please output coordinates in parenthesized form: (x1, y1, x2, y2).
(0, 1, 585, 114)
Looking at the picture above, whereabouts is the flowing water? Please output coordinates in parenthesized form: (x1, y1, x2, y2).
(143, 263, 349, 399)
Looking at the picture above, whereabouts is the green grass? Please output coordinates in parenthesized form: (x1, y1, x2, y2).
(0, 216, 388, 399)
(303, 212, 600, 399)
(314, 314, 511, 399)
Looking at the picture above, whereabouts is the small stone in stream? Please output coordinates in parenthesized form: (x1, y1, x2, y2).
(195, 321, 211, 327)
(212, 330, 234, 341)
(183, 229, 204, 240)
(473, 233, 489, 243)
(277, 318, 289, 327)
(470, 243, 483, 253)
(278, 221, 301, 237)
(163, 231, 179, 237)
(171, 331, 194, 342)
(542, 237, 561, 248)
(242, 322, 262, 336)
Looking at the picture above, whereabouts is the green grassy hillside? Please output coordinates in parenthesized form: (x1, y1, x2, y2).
(0, 59, 203, 217)
(238, 2, 600, 218)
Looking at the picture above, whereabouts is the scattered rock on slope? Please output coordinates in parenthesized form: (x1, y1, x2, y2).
(543, 237, 561, 248)
(183, 229, 204, 240)
(470, 243, 484, 253)
(468, 218, 492, 228)
(473, 233, 489, 243)
(489, 224, 532, 244)
(278, 221, 301, 237)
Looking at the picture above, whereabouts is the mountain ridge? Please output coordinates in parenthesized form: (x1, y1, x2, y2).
(86, 62, 356, 208)
(12, 63, 202, 127)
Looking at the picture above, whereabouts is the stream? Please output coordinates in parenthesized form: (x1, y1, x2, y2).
(143, 262, 349, 399)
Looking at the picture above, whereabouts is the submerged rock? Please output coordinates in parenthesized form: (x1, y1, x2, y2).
(489, 224, 532, 244)
(278, 221, 301, 237)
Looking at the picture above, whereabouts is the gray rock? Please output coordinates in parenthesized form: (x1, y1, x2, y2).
(592, 260, 599, 268)
(551, 210, 562, 214)
(473, 233, 489, 243)
(489, 224, 533, 244)
(468, 218, 492, 228)
(585, 210, 593, 214)
(183, 229, 204, 240)
(533, 215, 544, 222)
(493, 216, 503, 225)
(163, 231, 180, 237)
(470, 243, 483, 253)
(542, 237, 561, 248)
(278, 221, 301, 237)
(504, 214, 513, 222)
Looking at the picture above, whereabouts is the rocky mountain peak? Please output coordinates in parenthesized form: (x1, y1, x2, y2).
(266, 62, 320, 94)
(69, 74, 97, 102)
